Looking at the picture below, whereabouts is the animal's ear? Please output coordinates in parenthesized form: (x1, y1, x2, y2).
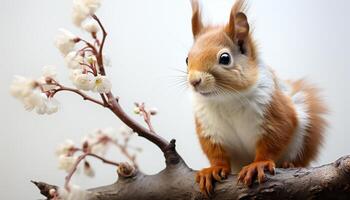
(190, 0, 203, 38)
(225, 0, 249, 42)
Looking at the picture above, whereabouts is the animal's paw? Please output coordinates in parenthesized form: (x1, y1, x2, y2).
(237, 160, 275, 186)
(281, 161, 295, 169)
(195, 166, 230, 196)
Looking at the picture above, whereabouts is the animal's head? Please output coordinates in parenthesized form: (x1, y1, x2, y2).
(187, 0, 259, 98)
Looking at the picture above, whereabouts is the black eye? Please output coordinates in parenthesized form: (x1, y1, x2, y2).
(219, 53, 231, 65)
(186, 57, 189, 65)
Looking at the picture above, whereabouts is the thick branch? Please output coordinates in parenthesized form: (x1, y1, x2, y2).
(34, 152, 350, 200)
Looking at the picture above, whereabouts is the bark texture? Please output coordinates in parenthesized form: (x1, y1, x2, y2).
(34, 143, 350, 200)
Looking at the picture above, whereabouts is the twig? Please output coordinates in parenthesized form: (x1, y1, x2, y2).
(51, 86, 106, 107)
(92, 14, 107, 75)
(137, 103, 156, 133)
(64, 152, 120, 191)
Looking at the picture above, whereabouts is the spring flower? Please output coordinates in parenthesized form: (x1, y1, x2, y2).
(92, 75, 111, 93)
(149, 107, 158, 115)
(58, 155, 77, 173)
(72, 1, 89, 27)
(54, 29, 78, 56)
(72, 73, 95, 91)
(81, 0, 101, 14)
(42, 65, 57, 79)
(22, 91, 45, 111)
(82, 20, 99, 33)
(34, 96, 59, 115)
(72, 0, 101, 27)
(56, 139, 76, 156)
(65, 52, 84, 69)
(86, 55, 97, 64)
(10, 76, 36, 99)
(133, 107, 141, 115)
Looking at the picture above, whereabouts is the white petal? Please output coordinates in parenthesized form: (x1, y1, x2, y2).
(82, 19, 99, 33)
(54, 29, 77, 56)
(93, 75, 111, 93)
(73, 73, 95, 91)
(10, 75, 36, 99)
(65, 51, 84, 69)
(42, 65, 57, 79)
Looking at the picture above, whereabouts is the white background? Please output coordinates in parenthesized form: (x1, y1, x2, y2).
(1, 0, 349, 199)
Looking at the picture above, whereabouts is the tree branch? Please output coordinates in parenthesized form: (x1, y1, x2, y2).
(33, 151, 350, 200)
(51, 86, 106, 107)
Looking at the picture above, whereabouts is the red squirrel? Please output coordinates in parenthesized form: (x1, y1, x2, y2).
(187, 0, 327, 195)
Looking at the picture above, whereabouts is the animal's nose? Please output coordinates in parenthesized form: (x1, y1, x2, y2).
(190, 78, 202, 87)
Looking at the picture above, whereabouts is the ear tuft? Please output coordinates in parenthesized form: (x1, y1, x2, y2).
(190, 0, 203, 38)
(225, 0, 249, 41)
(235, 12, 249, 41)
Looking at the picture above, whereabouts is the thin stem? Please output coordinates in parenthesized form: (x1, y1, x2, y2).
(105, 92, 169, 151)
(92, 14, 107, 75)
(138, 103, 156, 133)
(112, 141, 138, 169)
(64, 152, 120, 191)
(52, 86, 106, 107)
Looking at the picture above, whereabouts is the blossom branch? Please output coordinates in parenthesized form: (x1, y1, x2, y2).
(92, 14, 107, 75)
(52, 86, 106, 107)
(64, 152, 120, 191)
(135, 102, 156, 133)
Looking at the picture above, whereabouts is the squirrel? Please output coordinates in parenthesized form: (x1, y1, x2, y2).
(186, 0, 328, 195)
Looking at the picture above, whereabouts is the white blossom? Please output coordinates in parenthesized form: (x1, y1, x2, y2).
(58, 155, 77, 173)
(42, 65, 57, 79)
(56, 139, 75, 156)
(22, 91, 45, 111)
(35, 96, 60, 115)
(72, 1, 90, 27)
(90, 143, 108, 155)
(69, 69, 84, 81)
(54, 29, 77, 56)
(86, 55, 97, 64)
(82, 0, 101, 14)
(72, 73, 95, 91)
(149, 107, 158, 115)
(65, 52, 84, 69)
(10, 75, 36, 99)
(82, 19, 99, 33)
(72, 0, 101, 27)
(58, 184, 88, 200)
(10, 76, 60, 115)
(88, 128, 117, 155)
(133, 107, 140, 115)
(92, 75, 111, 93)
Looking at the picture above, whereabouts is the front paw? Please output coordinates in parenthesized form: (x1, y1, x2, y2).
(237, 160, 275, 186)
(195, 166, 230, 196)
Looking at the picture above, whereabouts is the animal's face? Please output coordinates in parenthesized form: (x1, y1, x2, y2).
(187, 0, 258, 99)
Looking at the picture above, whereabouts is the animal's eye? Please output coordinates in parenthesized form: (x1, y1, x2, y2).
(186, 57, 188, 65)
(219, 53, 231, 65)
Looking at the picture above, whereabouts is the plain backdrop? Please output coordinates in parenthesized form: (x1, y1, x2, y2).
(1, 0, 349, 199)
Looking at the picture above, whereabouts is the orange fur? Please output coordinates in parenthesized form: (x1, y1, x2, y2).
(195, 119, 231, 195)
(188, 0, 327, 193)
(288, 80, 328, 166)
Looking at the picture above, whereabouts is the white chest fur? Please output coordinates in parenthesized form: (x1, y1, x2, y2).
(192, 65, 275, 171)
